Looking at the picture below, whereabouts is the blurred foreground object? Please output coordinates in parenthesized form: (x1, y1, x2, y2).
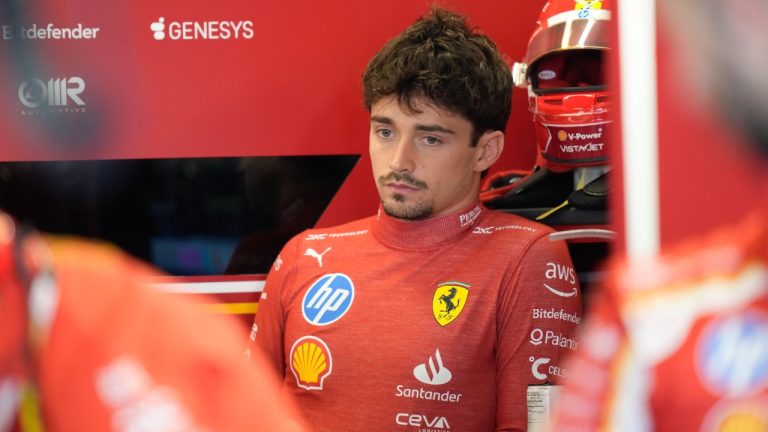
(552, 1, 768, 430)
(0, 211, 305, 431)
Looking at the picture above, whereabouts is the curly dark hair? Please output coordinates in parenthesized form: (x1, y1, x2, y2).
(362, 6, 512, 146)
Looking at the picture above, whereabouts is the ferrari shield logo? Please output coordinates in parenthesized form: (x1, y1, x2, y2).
(432, 282, 470, 326)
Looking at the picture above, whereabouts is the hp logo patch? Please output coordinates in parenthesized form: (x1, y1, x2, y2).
(697, 312, 768, 396)
(302, 273, 354, 326)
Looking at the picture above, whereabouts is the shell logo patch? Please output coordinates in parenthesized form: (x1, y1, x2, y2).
(290, 336, 332, 390)
(432, 282, 470, 327)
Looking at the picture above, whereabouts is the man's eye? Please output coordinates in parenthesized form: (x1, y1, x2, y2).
(424, 136, 442, 145)
(377, 129, 393, 138)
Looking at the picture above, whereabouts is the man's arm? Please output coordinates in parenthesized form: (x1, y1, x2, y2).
(249, 235, 301, 379)
(496, 234, 583, 431)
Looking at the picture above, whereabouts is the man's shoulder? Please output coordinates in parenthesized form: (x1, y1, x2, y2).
(473, 208, 553, 239)
(293, 216, 375, 243)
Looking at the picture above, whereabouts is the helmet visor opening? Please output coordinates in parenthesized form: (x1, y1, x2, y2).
(530, 50, 605, 95)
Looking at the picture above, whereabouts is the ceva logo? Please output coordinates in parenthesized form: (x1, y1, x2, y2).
(150, 17, 254, 41)
(396, 413, 450, 429)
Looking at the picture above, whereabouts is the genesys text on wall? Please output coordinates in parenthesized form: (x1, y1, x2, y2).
(150, 18, 254, 41)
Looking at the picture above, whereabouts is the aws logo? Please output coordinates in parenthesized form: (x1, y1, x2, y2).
(432, 282, 470, 326)
(544, 262, 578, 298)
(290, 336, 332, 390)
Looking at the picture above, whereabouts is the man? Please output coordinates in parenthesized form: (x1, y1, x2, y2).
(0, 212, 305, 431)
(553, 1, 768, 430)
(251, 7, 581, 431)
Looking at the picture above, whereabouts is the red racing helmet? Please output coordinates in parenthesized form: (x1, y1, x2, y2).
(512, 0, 612, 172)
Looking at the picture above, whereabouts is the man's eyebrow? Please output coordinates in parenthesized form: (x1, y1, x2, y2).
(370, 116, 456, 134)
(415, 124, 456, 134)
(370, 115, 392, 124)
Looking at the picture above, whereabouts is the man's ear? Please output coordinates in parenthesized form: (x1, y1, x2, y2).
(474, 131, 504, 172)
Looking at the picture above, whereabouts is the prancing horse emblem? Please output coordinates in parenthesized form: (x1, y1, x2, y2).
(432, 282, 470, 327)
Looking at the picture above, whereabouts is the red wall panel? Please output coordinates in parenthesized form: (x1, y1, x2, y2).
(0, 0, 548, 227)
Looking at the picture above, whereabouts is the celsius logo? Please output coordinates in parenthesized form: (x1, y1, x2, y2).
(302, 273, 354, 326)
(530, 357, 551, 380)
(18, 77, 85, 108)
(529, 356, 568, 380)
(150, 17, 254, 41)
(413, 349, 452, 385)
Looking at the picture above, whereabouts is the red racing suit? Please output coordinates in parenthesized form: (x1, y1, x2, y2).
(0, 214, 305, 432)
(251, 201, 582, 431)
(553, 211, 768, 431)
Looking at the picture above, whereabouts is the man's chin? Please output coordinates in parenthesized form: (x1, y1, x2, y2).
(382, 200, 433, 220)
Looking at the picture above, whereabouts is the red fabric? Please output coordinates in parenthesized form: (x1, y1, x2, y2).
(554, 211, 768, 431)
(253, 202, 582, 431)
(1, 236, 305, 432)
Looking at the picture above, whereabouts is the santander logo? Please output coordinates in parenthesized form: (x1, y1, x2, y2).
(413, 349, 452, 385)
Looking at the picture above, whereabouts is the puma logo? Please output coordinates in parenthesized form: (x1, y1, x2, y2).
(304, 247, 331, 267)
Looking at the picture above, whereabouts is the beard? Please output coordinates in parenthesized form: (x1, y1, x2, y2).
(381, 194, 434, 220)
(377, 172, 432, 220)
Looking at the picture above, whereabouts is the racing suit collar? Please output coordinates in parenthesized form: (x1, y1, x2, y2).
(371, 201, 485, 250)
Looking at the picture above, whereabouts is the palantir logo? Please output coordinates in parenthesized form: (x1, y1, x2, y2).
(18, 77, 85, 108)
(302, 273, 354, 326)
(413, 349, 452, 385)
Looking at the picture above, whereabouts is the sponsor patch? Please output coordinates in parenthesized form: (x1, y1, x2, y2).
(290, 336, 332, 390)
(304, 247, 331, 267)
(544, 262, 578, 297)
(696, 312, 768, 396)
(432, 282, 469, 326)
(413, 349, 452, 385)
(530, 328, 579, 350)
(302, 273, 354, 326)
(395, 413, 450, 430)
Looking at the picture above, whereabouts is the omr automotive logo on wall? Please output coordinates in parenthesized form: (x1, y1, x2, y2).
(150, 17, 254, 41)
(17, 77, 87, 116)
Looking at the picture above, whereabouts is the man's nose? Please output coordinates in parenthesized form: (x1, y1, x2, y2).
(388, 137, 416, 173)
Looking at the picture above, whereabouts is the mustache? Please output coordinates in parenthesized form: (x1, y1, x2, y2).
(379, 172, 428, 189)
